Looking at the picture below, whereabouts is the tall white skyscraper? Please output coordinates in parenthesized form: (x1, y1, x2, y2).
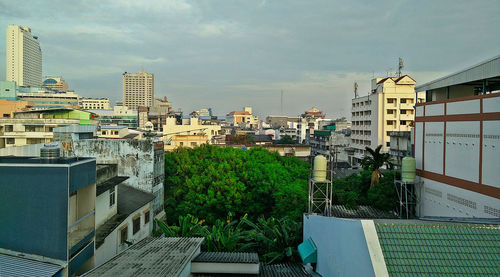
(122, 71, 154, 109)
(6, 25, 42, 87)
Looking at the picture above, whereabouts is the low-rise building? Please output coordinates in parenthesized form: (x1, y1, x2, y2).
(0, 99, 34, 118)
(164, 134, 209, 151)
(89, 105, 138, 129)
(98, 125, 143, 140)
(42, 76, 69, 93)
(162, 117, 221, 148)
(94, 164, 154, 267)
(17, 89, 80, 109)
(0, 108, 96, 149)
(79, 98, 111, 110)
(389, 131, 412, 168)
(0, 153, 97, 277)
(226, 107, 258, 129)
(310, 129, 351, 165)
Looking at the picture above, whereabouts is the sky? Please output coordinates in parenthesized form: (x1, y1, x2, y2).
(1, 0, 499, 119)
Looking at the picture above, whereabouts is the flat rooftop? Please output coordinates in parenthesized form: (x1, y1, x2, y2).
(0, 156, 94, 165)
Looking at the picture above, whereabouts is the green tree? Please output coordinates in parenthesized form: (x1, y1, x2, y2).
(361, 145, 393, 187)
(164, 144, 309, 225)
(276, 135, 295, 144)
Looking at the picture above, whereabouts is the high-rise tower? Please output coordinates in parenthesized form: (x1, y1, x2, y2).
(6, 25, 42, 87)
(122, 71, 154, 109)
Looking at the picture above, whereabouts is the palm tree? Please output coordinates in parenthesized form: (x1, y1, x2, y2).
(361, 145, 393, 187)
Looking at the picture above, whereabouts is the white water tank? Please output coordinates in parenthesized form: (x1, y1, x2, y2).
(313, 155, 327, 182)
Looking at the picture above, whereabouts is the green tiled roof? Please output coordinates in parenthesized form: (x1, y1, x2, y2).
(375, 223, 500, 276)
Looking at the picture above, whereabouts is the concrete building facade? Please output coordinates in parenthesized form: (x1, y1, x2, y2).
(414, 55, 500, 219)
(226, 107, 258, 129)
(6, 25, 42, 87)
(350, 75, 422, 164)
(79, 98, 111, 110)
(122, 71, 154, 110)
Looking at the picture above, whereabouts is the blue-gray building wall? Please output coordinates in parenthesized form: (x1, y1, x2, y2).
(303, 215, 375, 277)
(0, 166, 69, 261)
(70, 161, 96, 193)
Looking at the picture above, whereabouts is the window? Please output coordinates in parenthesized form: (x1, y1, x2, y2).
(114, 131, 119, 135)
(191, 142, 197, 146)
(7, 138, 15, 144)
(400, 99, 406, 103)
(144, 210, 150, 225)
(387, 109, 394, 114)
(133, 215, 141, 234)
(120, 226, 128, 244)
(386, 142, 390, 147)
(109, 186, 116, 207)
(5, 125, 13, 132)
(179, 142, 184, 146)
(3, 114, 9, 118)
(387, 98, 395, 103)
(400, 120, 407, 125)
(387, 120, 394, 125)
(401, 110, 407, 114)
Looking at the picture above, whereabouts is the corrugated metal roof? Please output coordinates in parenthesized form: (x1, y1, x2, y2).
(331, 205, 398, 219)
(193, 262, 311, 277)
(83, 237, 204, 277)
(0, 254, 62, 277)
(193, 252, 259, 264)
(415, 55, 500, 91)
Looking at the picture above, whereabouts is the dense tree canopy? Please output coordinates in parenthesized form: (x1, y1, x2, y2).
(164, 145, 309, 224)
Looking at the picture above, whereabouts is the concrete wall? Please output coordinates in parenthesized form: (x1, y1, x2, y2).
(303, 215, 374, 277)
(95, 188, 118, 228)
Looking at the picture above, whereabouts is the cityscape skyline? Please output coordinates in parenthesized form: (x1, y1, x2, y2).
(1, 1, 499, 118)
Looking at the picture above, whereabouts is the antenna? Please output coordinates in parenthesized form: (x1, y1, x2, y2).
(398, 57, 404, 77)
(354, 82, 359, 98)
(280, 89, 283, 115)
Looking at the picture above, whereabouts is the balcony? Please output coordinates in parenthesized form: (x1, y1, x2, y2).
(68, 211, 95, 257)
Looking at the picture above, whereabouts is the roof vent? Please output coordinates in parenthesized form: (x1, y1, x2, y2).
(40, 143, 61, 159)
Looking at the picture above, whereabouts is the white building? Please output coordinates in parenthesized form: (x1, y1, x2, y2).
(122, 71, 154, 110)
(226, 107, 259, 129)
(6, 25, 42, 87)
(162, 117, 221, 147)
(350, 75, 423, 164)
(414, 55, 500, 218)
(79, 98, 111, 110)
(94, 164, 154, 267)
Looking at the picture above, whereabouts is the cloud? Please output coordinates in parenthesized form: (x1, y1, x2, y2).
(193, 21, 241, 38)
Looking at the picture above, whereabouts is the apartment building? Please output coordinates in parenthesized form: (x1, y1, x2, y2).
(350, 75, 422, 164)
(17, 89, 80, 109)
(6, 25, 42, 87)
(122, 71, 154, 110)
(414, 55, 500, 218)
(297, 107, 325, 143)
(0, 151, 97, 277)
(79, 98, 111, 110)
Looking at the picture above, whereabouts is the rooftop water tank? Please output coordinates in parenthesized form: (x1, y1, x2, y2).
(40, 143, 61, 159)
(402, 157, 416, 183)
(313, 155, 327, 182)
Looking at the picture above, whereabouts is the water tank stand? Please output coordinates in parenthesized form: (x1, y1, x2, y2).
(308, 179, 333, 217)
(394, 180, 421, 219)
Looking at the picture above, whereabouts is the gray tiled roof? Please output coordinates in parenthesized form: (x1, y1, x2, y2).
(193, 252, 259, 264)
(118, 184, 155, 215)
(0, 254, 62, 277)
(83, 237, 204, 277)
(96, 176, 128, 196)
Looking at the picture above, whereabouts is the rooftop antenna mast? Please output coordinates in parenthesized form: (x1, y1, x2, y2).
(280, 89, 283, 115)
(354, 82, 359, 98)
(398, 57, 404, 77)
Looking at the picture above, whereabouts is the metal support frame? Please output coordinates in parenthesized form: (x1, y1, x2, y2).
(308, 178, 332, 216)
(394, 180, 421, 219)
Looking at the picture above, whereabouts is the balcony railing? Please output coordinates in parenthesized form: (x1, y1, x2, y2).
(68, 211, 95, 256)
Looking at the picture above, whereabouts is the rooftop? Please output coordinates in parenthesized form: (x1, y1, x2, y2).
(331, 205, 398, 219)
(376, 221, 500, 276)
(193, 252, 259, 264)
(193, 262, 312, 277)
(117, 184, 155, 215)
(83, 237, 204, 277)
(415, 55, 500, 91)
(0, 253, 62, 277)
(0, 156, 94, 166)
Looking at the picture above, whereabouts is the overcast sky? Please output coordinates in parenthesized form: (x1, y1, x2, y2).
(1, 0, 499, 118)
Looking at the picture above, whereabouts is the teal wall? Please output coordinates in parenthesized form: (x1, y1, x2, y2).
(0, 81, 18, 100)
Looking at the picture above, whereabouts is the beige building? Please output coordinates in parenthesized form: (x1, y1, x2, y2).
(164, 134, 209, 151)
(0, 99, 34, 118)
(79, 98, 111, 110)
(350, 75, 424, 164)
(226, 107, 258, 128)
(162, 117, 221, 147)
(122, 71, 154, 109)
(6, 25, 42, 87)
